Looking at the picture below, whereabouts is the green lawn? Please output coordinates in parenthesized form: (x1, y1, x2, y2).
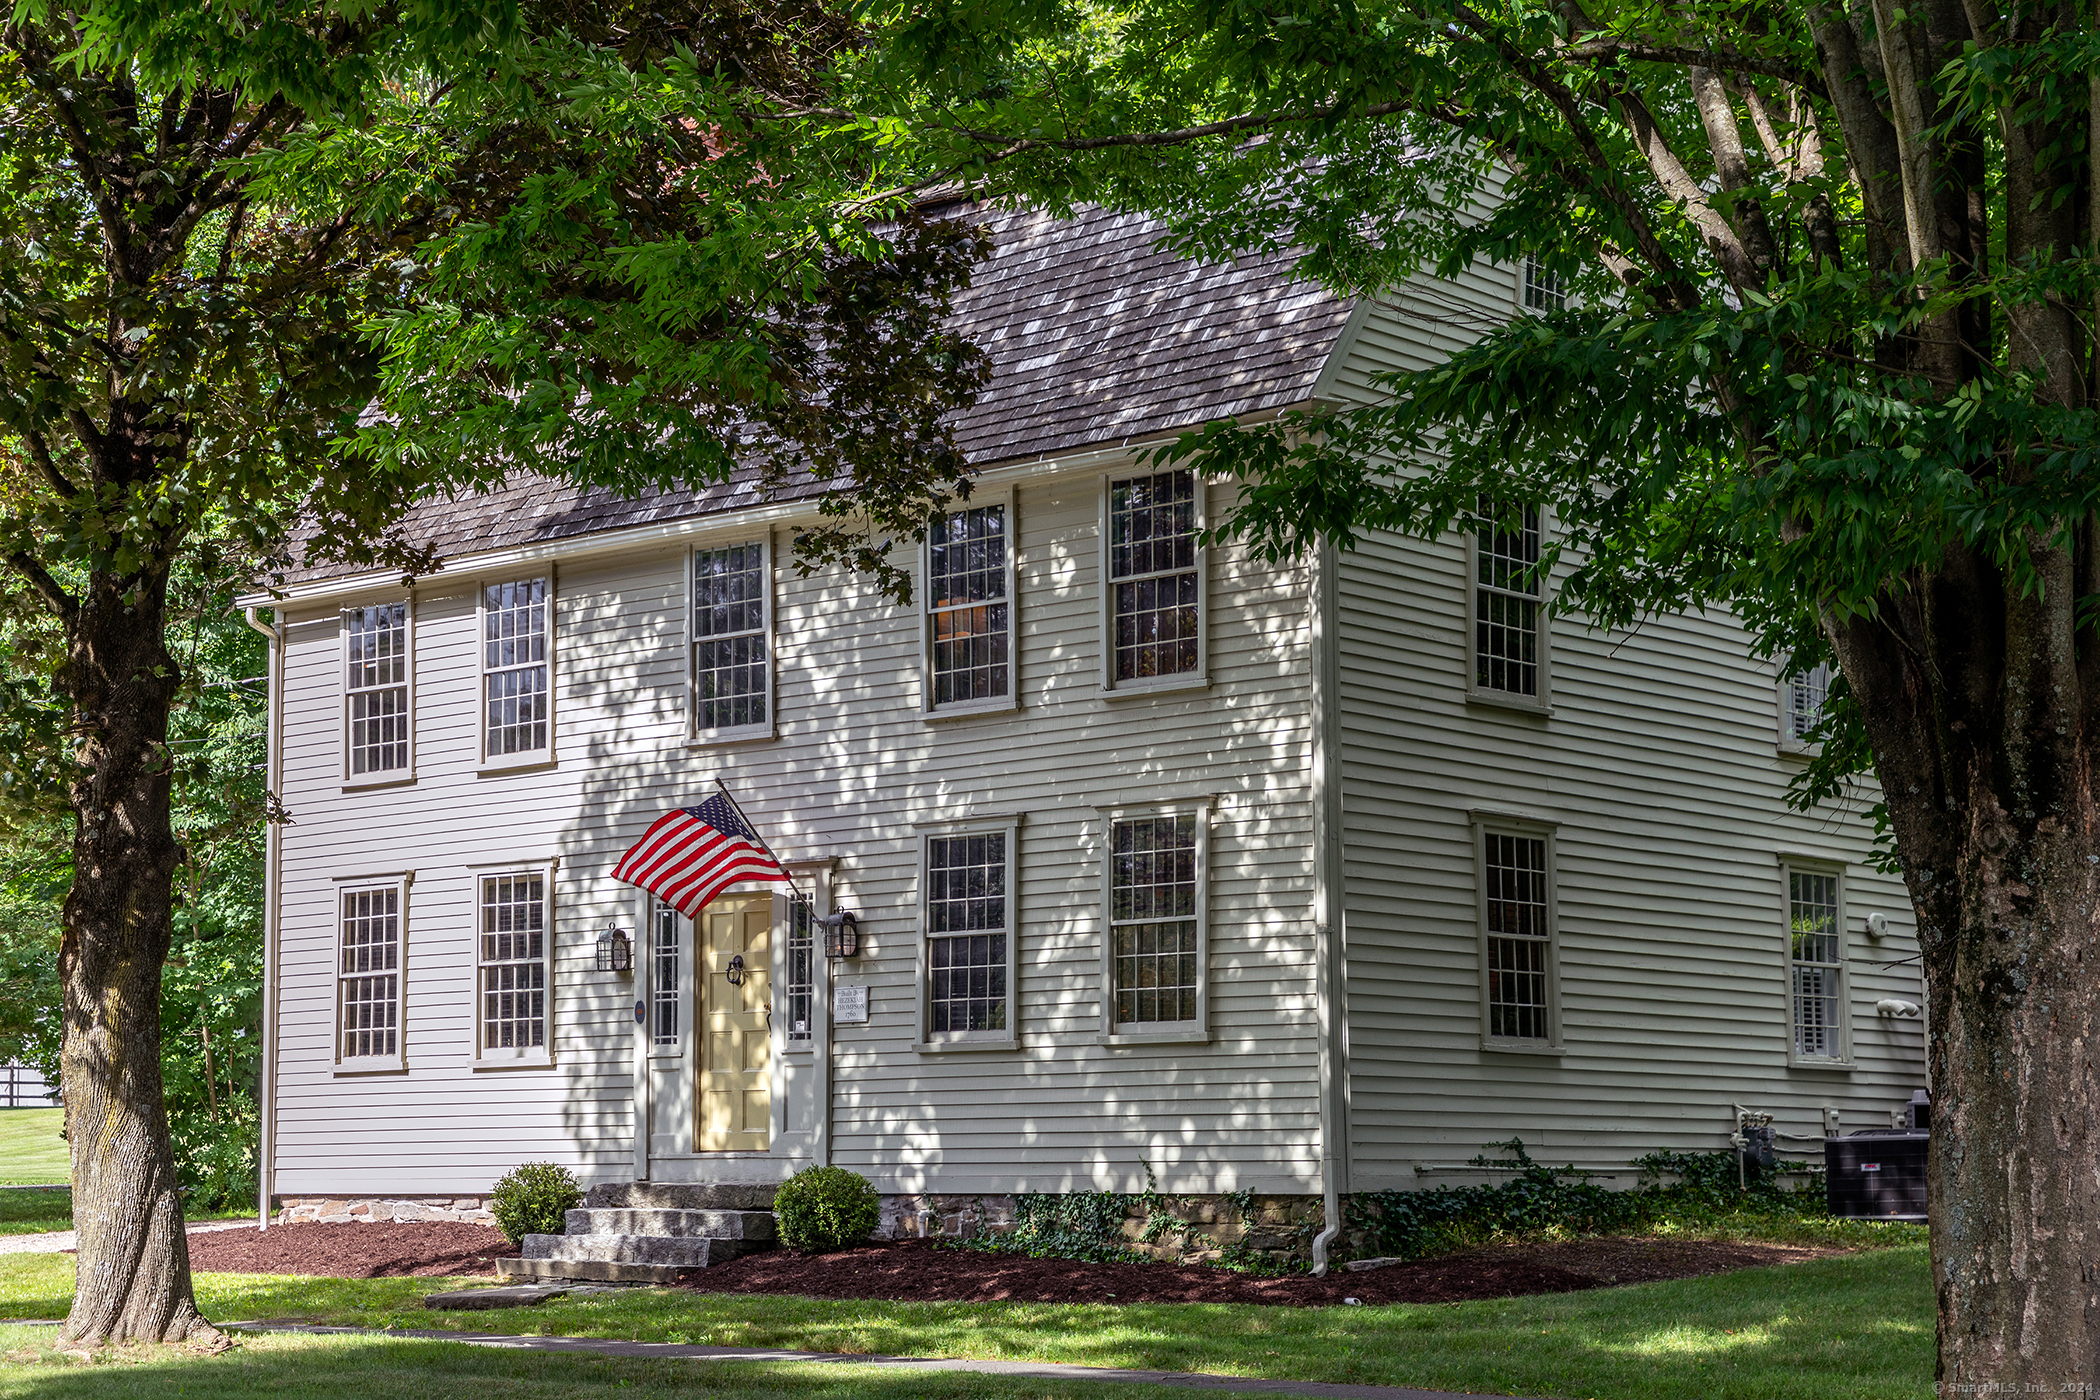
(0, 1326, 1207, 1400)
(0, 1113, 66, 1187)
(0, 1245, 1933, 1400)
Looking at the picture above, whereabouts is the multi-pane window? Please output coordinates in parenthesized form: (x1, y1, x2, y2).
(1110, 815, 1201, 1026)
(925, 832, 1009, 1036)
(479, 873, 547, 1053)
(1475, 502, 1543, 697)
(344, 603, 410, 776)
(1483, 832, 1552, 1043)
(339, 885, 401, 1061)
(651, 900, 680, 1050)
(926, 504, 1012, 708)
(785, 894, 815, 1043)
(1789, 869, 1845, 1060)
(1108, 471, 1201, 684)
(1524, 254, 1566, 312)
(693, 543, 768, 734)
(1785, 663, 1831, 744)
(483, 579, 550, 759)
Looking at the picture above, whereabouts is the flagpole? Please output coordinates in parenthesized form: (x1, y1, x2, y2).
(715, 779, 804, 902)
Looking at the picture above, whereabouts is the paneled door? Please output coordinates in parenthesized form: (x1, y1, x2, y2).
(699, 894, 772, 1151)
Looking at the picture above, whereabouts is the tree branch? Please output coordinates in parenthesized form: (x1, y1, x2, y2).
(19, 430, 79, 500)
(1559, 37, 1829, 101)
(5, 553, 78, 629)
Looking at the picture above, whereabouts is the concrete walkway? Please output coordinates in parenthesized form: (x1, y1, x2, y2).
(220, 1320, 1550, 1400)
(0, 1220, 258, 1256)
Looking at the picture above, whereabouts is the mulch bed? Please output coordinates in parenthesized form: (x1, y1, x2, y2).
(184, 1222, 520, 1279)
(181, 1223, 1833, 1304)
(672, 1236, 1839, 1307)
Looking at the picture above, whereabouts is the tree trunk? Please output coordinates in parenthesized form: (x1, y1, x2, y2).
(58, 567, 221, 1347)
(1842, 565, 2100, 1386)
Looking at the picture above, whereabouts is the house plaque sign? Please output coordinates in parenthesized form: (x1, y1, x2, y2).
(833, 984, 869, 1025)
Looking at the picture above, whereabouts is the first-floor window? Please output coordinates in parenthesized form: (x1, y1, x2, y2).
(1481, 828, 1553, 1043)
(479, 872, 548, 1053)
(1109, 814, 1203, 1026)
(339, 884, 402, 1062)
(924, 829, 1011, 1037)
(785, 894, 815, 1042)
(1788, 867, 1845, 1060)
(650, 900, 680, 1050)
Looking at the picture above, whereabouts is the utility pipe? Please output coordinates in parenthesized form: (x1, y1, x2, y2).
(242, 606, 285, 1230)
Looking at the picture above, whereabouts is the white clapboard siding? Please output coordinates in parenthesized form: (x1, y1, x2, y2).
(271, 467, 1323, 1197)
(1320, 268, 1929, 1189)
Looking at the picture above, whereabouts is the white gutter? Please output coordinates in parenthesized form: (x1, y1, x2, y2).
(1307, 538, 1348, 1275)
(233, 415, 1292, 613)
(242, 606, 285, 1230)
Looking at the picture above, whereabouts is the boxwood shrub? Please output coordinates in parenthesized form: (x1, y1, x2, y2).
(774, 1165, 880, 1252)
(488, 1162, 582, 1243)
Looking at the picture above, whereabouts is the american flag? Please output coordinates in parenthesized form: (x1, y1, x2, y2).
(612, 793, 788, 917)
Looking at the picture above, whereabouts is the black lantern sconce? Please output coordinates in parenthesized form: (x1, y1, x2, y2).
(822, 909, 861, 960)
(595, 925, 633, 974)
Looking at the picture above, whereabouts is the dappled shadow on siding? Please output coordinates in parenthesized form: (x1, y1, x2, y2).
(553, 478, 1323, 1197)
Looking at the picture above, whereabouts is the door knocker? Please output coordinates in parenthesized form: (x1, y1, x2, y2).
(724, 953, 747, 987)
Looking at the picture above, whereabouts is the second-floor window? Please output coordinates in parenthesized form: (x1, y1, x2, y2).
(926, 502, 1013, 709)
(692, 542, 770, 738)
(1107, 469, 1202, 686)
(344, 602, 410, 777)
(1784, 662, 1831, 746)
(483, 579, 550, 760)
(1523, 253, 1567, 312)
(1474, 503, 1543, 699)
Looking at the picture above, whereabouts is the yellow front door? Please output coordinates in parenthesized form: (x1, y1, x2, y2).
(699, 895, 772, 1152)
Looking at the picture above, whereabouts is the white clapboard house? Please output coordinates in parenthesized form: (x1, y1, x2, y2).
(240, 203, 1926, 1266)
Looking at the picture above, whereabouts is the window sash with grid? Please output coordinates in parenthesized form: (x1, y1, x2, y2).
(926, 832, 1009, 1036)
(344, 603, 410, 775)
(785, 894, 816, 1042)
(650, 900, 679, 1049)
(1786, 663, 1831, 743)
(479, 873, 547, 1053)
(693, 543, 768, 733)
(1483, 832, 1551, 1042)
(1789, 870, 1844, 1059)
(927, 504, 1011, 707)
(1108, 471, 1200, 683)
(1475, 505, 1542, 697)
(483, 579, 550, 758)
(1110, 815, 1200, 1026)
(1524, 254, 1567, 312)
(339, 885, 401, 1061)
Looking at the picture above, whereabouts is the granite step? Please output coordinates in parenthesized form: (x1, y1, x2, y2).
(519, 1232, 765, 1268)
(492, 1258, 699, 1284)
(563, 1208, 775, 1241)
(585, 1182, 777, 1212)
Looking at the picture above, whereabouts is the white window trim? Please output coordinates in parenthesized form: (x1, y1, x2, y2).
(473, 862, 556, 1069)
(914, 816, 1022, 1053)
(1781, 856, 1852, 1069)
(1095, 796, 1213, 1045)
(1777, 661, 1831, 756)
(340, 598, 416, 788)
(922, 488, 1019, 719)
(332, 872, 410, 1074)
(1471, 813, 1563, 1054)
(647, 897, 688, 1062)
(477, 572, 557, 773)
(687, 534, 776, 746)
(1464, 506, 1553, 714)
(1098, 469, 1209, 698)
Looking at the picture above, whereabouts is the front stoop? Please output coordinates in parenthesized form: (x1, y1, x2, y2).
(493, 1184, 778, 1284)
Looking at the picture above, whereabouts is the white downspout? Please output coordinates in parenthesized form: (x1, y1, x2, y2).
(1308, 540, 1347, 1275)
(242, 605, 285, 1231)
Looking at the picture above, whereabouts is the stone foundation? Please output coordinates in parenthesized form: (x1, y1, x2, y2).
(276, 1195, 496, 1227)
(877, 1192, 1325, 1266)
